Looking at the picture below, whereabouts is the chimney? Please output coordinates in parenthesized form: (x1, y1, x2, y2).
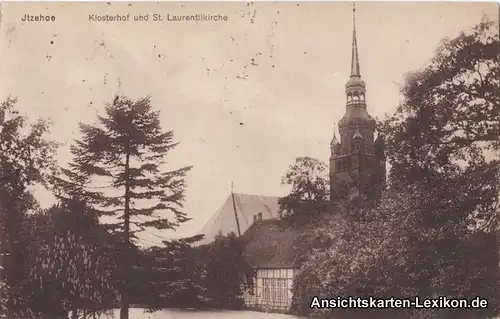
(258, 212, 263, 221)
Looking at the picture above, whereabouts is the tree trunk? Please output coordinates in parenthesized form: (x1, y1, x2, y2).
(120, 151, 131, 319)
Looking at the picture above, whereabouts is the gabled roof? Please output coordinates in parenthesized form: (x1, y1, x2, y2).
(197, 193, 280, 245)
(241, 218, 300, 269)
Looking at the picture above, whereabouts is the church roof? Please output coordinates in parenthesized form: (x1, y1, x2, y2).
(345, 76, 366, 89)
(241, 218, 300, 269)
(339, 106, 376, 127)
(197, 193, 280, 245)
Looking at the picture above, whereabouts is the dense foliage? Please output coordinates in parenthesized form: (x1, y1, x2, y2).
(290, 19, 499, 319)
(130, 232, 252, 311)
(27, 200, 118, 319)
(0, 97, 57, 318)
(135, 234, 209, 310)
(202, 232, 254, 309)
(293, 186, 498, 319)
(382, 20, 499, 230)
(278, 156, 330, 224)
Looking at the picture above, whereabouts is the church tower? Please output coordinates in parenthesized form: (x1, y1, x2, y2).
(329, 4, 385, 201)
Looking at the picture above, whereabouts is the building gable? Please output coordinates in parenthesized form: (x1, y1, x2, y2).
(198, 193, 280, 245)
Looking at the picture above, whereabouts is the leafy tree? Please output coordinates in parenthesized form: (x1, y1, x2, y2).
(293, 184, 497, 319)
(202, 232, 254, 310)
(293, 19, 499, 319)
(27, 200, 118, 319)
(291, 196, 393, 318)
(381, 19, 499, 229)
(0, 97, 56, 318)
(54, 95, 192, 319)
(278, 157, 330, 224)
(136, 234, 208, 310)
(380, 18, 499, 317)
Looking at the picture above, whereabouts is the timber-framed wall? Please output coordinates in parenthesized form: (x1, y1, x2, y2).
(243, 268, 294, 312)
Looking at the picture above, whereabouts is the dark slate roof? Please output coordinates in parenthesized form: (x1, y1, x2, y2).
(241, 218, 300, 269)
(197, 193, 280, 245)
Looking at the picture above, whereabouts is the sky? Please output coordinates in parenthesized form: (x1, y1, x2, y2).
(0, 1, 497, 246)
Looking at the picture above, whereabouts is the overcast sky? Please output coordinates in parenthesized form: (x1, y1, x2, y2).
(0, 2, 497, 246)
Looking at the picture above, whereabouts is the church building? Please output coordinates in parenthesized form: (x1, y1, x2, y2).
(329, 7, 386, 201)
(199, 6, 385, 313)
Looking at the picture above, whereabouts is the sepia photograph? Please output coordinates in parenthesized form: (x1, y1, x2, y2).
(0, 1, 498, 319)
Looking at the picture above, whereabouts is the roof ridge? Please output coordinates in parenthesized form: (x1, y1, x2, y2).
(197, 192, 281, 244)
(242, 218, 289, 235)
(232, 192, 281, 199)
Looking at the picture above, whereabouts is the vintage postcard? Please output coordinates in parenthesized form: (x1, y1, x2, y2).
(0, 2, 498, 319)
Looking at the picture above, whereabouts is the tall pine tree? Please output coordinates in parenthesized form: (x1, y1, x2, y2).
(54, 95, 192, 319)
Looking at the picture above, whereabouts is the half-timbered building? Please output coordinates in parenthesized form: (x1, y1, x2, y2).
(240, 218, 299, 312)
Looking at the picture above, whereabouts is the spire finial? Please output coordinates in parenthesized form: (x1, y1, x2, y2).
(353, 2, 356, 27)
(350, 2, 360, 78)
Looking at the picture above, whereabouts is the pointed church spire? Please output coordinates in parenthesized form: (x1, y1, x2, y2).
(350, 2, 360, 78)
(331, 2, 385, 204)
